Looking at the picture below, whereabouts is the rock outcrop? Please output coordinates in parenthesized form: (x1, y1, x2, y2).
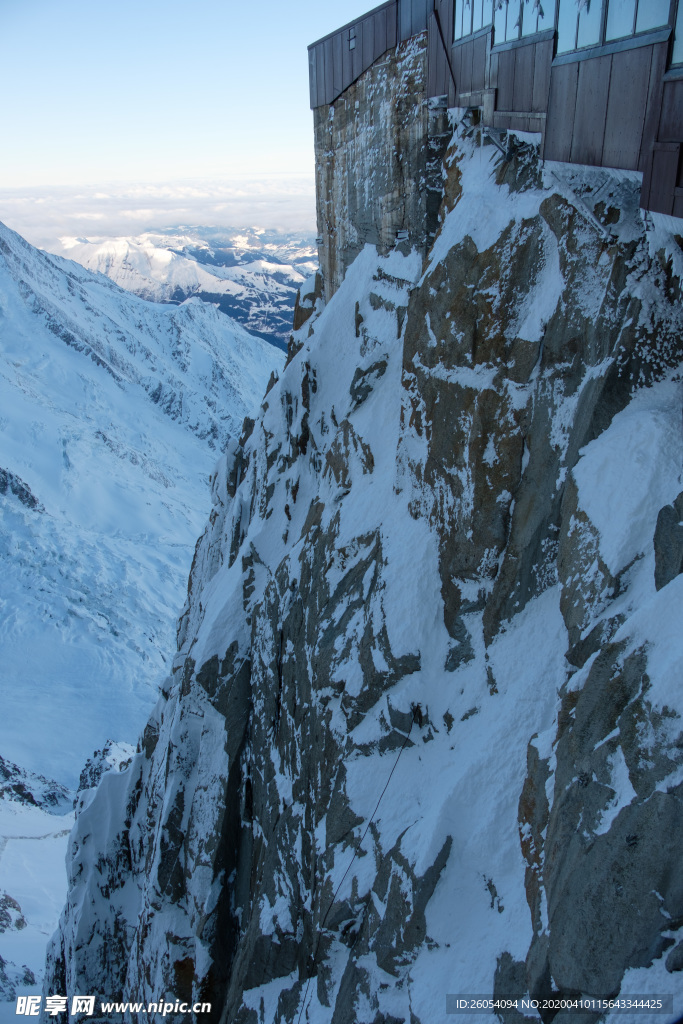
(45, 123, 683, 1024)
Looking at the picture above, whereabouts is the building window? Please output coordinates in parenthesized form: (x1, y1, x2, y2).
(556, 0, 604, 52)
(493, 0, 555, 44)
(454, 0, 494, 41)
(349, 28, 356, 50)
(558, 0, 672, 54)
(606, 0, 671, 39)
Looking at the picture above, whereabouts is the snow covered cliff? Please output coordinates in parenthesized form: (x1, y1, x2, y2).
(44, 119, 683, 1024)
(0, 221, 283, 1002)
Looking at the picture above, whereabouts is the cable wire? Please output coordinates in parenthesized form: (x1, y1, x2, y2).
(296, 718, 415, 1024)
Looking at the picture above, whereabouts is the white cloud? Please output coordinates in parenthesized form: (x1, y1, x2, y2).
(0, 175, 316, 250)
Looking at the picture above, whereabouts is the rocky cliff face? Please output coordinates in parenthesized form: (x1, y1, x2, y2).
(314, 32, 448, 301)
(45, 122, 683, 1024)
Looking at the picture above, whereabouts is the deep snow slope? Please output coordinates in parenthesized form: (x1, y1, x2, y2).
(57, 229, 318, 349)
(0, 220, 282, 1006)
(0, 220, 282, 788)
(46, 128, 683, 1024)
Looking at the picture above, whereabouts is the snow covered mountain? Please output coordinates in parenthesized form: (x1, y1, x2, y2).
(56, 229, 318, 350)
(45, 125, 683, 1023)
(0, 220, 283, 1002)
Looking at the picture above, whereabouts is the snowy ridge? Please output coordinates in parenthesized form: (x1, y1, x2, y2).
(0, 218, 283, 1005)
(56, 229, 318, 349)
(0, 219, 283, 786)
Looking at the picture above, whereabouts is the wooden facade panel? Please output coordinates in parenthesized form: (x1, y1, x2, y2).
(308, 48, 317, 109)
(439, 0, 453, 47)
(471, 33, 488, 93)
(602, 46, 651, 171)
(352, 24, 364, 79)
(429, 10, 454, 100)
(648, 145, 680, 215)
(659, 79, 683, 143)
(488, 49, 499, 93)
(570, 56, 611, 166)
(545, 62, 579, 162)
(461, 39, 474, 96)
(375, 8, 388, 57)
(333, 32, 344, 99)
(427, 15, 440, 96)
(324, 38, 334, 106)
(399, 0, 412, 41)
(362, 16, 375, 69)
(494, 112, 530, 133)
(316, 45, 326, 108)
(342, 31, 354, 93)
(513, 41, 535, 113)
(397, 0, 430, 40)
(496, 50, 516, 111)
(639, 41, 668, 175)
(387, 3, 398, 48)
(531, 39, 553, 113)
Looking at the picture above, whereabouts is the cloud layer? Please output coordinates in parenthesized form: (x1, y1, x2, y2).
(0, 176, 317, 250)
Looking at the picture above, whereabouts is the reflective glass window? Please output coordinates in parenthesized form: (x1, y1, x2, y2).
(483, 0, 494, 26)
(454, 0, 464, 39)
(507, 0, 523, 37)
(494, 0, 508, 41)
(474, 0, 484, 31)
(557, 0, 579, 51)
(673, 0, 683, 62)
(521, 0, 538, 35)
(464, 0, 474, 34)
(605, 0, 636, 38)
(577, 0, 604, 46)
(536, 0, 555, 30)
(635, 0, 672, 33)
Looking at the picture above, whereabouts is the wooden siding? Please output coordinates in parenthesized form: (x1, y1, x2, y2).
(544, 62, 579, 162)
(308, 1, 398, 108)
(308, 0, 431, 109)
(659, 78, 683, 141)
(400, 0, 431, 41)
(602, 47, 651, 170)
(570, 56, 612, 165)
(427, 7, 456, 105)
(649, 143, 681, 214)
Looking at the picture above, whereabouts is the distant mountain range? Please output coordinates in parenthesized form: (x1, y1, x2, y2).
(55, 227, 318, 349)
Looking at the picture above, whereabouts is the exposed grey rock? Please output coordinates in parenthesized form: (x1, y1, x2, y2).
(0, 467, 42, 510)
(350, 359, 388, 407)
(667, 940, 683, 973)
(77, 740, 136, 793)
(314, 33, 448, 300)
(0, 893, 27, 933)
(0, 755, 73, 814)
(654, 491, 683, 591)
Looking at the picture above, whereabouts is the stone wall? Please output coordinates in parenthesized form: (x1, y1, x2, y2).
(313, 32, 449, 301)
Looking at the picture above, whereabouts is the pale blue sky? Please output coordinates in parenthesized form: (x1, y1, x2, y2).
(0, 0, 373, 188)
